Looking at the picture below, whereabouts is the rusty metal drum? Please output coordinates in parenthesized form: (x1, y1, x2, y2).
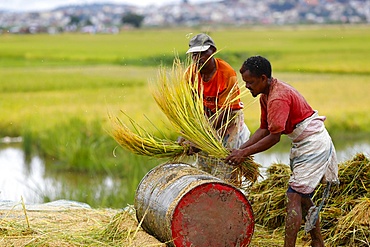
(134, 163, 255, 247)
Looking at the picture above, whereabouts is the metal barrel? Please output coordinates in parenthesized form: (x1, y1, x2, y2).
(135, 163, 255, 247)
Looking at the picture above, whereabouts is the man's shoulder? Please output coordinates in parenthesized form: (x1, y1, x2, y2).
(215, 58, 236, 75)
(271, 79, 294, 95)
(215, 58, 232, 67)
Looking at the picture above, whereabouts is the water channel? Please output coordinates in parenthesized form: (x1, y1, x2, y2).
(1, 139, 369, 207)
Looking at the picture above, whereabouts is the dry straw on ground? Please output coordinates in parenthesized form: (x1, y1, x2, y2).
(1, 153, 368, 246)
(249, 153, 370, 247)
(0, 205, 164, 247)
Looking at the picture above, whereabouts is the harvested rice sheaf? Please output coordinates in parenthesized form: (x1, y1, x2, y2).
(110, 58, 260, 186)
(248, 163, 290, 229)
(248, 153, 370, 247)
(324, 197, 370, 247)
(151, 58, 261, 184)
(321, 153, 370, 247)
(110, 114, 187, 160)
(331, 152, 369, 199)
(319, 153, 370, 227)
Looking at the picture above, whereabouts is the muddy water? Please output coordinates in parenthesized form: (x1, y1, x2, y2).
(0, 147, 48, 203)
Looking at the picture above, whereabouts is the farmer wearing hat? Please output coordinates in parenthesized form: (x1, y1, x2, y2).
(225, 55, 339, 247)
(180, 33, 250, 183)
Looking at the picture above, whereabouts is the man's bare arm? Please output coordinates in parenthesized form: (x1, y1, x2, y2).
(225, 131, 281, 165)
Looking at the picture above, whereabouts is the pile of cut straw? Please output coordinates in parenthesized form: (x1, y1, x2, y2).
(248, 163, 289, 229)
(321, 153, 370, 246)
(249, 153, 370, 247)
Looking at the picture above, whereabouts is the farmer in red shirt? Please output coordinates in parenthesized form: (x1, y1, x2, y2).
(225, 55, 339, 247)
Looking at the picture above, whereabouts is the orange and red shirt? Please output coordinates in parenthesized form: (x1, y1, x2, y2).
(187, 58, 244, 115)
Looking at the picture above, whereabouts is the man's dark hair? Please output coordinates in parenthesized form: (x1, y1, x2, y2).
(240, 56, 272, 78)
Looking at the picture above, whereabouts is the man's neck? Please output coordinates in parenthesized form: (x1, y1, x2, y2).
(200, 58, 216, 76)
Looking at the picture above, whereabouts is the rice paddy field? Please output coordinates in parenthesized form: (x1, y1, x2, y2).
(1, 25, 370, 136)
(1, 25, 370, 131)
(0, 24, 370, 246)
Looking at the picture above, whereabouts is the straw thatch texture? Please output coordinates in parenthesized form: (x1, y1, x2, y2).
(321, 153, 370, 246)
(248, 153, 370, 247)
(248, 163, 290, 229)
(0, 207, 165, 247)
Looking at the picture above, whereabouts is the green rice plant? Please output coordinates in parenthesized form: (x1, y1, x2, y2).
(35, 148, 160, 208)
(1, 26, 369, 72)
(36, 118, 105, 172)
(21, 128, 33, 161)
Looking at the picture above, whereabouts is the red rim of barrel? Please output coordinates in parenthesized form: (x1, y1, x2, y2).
(171, 182, 255, 247)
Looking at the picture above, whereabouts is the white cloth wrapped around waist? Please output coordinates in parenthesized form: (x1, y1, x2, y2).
(287, 110, 339, 194)
(221, 109, 250, 149)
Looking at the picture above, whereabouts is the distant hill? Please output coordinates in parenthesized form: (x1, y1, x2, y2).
(0, 0, 368, 33)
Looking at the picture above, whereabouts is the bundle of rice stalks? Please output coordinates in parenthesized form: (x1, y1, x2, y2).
(150, 57, 260, 184)
(318, 153, 369, 227)
(252, 163, 291, 192)
(110, 56, 260, 186)
(150, 58, 226, 158)
(248, 163, 290, 229)
(109, 112, 186, 160)
(319, 153, 370, 246)
(330, 153, 369, 200)
(324, 197, 370, 247)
